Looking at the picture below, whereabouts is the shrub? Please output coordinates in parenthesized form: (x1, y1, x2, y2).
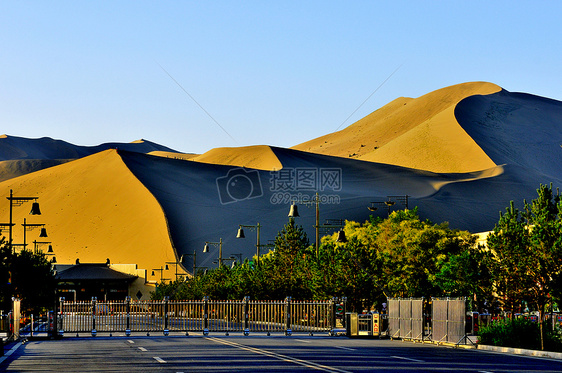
(478, 317, 562, 352)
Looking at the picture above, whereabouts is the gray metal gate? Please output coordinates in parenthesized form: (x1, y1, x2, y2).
(388, 297, 425, 340)
(431, 297, 466, 344)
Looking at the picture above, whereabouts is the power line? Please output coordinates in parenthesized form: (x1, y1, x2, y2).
(156, 62, 237, 144)
(335, 63, 404, 132)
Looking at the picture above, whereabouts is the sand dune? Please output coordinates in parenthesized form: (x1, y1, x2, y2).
(292, 82, 502, 173)
(188, 145, 283, 171)
(2, 81, 561, 279)
(0, 150, 183, 282)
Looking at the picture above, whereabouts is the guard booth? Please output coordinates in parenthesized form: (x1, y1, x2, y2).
(346, 313, 380, 338)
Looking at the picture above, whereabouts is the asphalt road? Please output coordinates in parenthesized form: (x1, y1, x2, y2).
(2, 334, 562, 372)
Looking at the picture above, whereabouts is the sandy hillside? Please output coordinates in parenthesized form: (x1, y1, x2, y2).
(0, 149, 183, 281)
(292, 82, 502, 173)
(187, 145, 283, 171)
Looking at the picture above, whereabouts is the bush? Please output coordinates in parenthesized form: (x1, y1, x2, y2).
(478, 317, 562, 352)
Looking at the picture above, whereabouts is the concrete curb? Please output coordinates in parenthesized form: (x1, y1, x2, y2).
(477, 344, 562, 360)
(0, 341, 23, 365)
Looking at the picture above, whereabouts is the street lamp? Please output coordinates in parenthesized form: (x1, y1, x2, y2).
(151, 265, 169, 282)
(183, 250, 198, 276)
(5, 189, 41, 253)
(34, 240, 56, 263)
(236, 223, 263, 266)
(22, 218, 47, 250)
(288, 192, 320, 255)
(368, 195, 409, 216)
(204, 238, 234, 268)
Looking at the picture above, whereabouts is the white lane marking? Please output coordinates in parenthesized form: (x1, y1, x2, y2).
(153, 356, 166, 363)
(208, 337, 352, 373)
(335, 346, 356, 351)
(127, 340, 134, 344)
(391, 355, 424, 363)
(138, 347, 148, 352)
(295, 339, 312, 343)
(479, 371, 495, 373)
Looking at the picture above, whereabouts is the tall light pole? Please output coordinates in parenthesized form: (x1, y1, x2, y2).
(183, 250, 198, 275)
(34, 240, 56, 263)
(151, 265, 169, 283)
(288, 192, 320, 256)
(236, 223, 261, 266)
(6, 189, 42, 253)
(204, 238, 235, 269)
(22, 218, 47, 250)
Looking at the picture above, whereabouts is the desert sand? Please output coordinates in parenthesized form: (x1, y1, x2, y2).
(0, 150, 182, 281)
(293, 81, 502, 173)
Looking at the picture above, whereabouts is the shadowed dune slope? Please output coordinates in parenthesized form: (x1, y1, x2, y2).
(292, 82, 501, 173)
(118, 147, 507, 272)
(0, 135, 178, 161)
(455, 90, 562, 180)
(0, 159, 72, 182)
(0, 136, 180, 181)
(0, 150, 179, 277)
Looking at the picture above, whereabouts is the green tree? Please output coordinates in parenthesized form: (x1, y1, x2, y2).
(0, 238, 56, 314)
(486, 184, 562, 350)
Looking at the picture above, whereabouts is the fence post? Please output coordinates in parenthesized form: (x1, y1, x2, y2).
(58, 297, 65, 338)
(341, 297, 347, 328)
(203, 296, 209, 336)
(125, 296, 131, 337)
(329, 297, 336, 335)
(243, 296, 250, 336)
(163, 297, 169, 336)
(285, 296, 292, 336)
(91, 297, 97, 337)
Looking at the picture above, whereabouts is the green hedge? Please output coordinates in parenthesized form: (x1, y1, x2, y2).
(478, 318, 562, 352)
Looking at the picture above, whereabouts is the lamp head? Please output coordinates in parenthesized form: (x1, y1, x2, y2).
(288, 203, 299, 217)
(336, 229, 347, 243)
(30, 201, 41, 215)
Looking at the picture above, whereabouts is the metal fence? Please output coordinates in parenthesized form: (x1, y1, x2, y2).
(58, 296, 339, 336)
(431, 297, 466, 344)
(387, 297, 425, 340)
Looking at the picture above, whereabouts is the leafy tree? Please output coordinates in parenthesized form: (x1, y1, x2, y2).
(486, 184, 562, 350)
(0, 237, 56, 314)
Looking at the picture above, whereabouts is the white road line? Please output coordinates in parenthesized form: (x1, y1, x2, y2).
(479, 371, 495, 373)
(208, 337, 352, 373)
(127, 340, 134, 344)
(138, 347, 148, 352)
(153, 356, 166, 363)
(391, 355, 424, 363)
(295, 339, 312, 343)
(335, 346, 356, 351)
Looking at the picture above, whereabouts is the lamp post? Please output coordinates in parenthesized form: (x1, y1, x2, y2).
(183, 250, 198, 276)
(368, 195, 409, 216)
(151, 265, 169, 283)
(203, 238, 234, 268)
(236, 223, 261, 266)
(5, 189, 41, 253)
(288, 192, 321, 255)
(22, 218, 47, 250)
(34, 240, 56, 263)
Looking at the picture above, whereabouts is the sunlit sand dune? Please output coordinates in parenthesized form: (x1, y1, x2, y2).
(293, 82, 502, 173)
(0, 150, 181, 280)
(188, 145, 283, 171)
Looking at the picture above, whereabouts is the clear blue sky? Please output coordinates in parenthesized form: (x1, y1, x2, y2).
(2, 1, 561, 154)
